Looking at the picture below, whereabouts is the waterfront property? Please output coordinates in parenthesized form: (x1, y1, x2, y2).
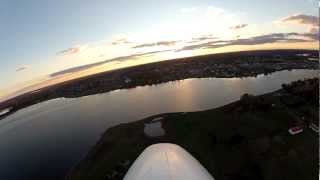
(288, 126, 304, 135)
(0, 107, 12, 116)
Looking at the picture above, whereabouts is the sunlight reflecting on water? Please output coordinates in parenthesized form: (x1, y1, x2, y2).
(0, 69, 318, 180)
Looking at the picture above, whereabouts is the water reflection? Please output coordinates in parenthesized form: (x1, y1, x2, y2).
(0, 69, 318, 180)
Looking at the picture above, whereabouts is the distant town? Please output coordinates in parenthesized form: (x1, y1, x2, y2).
(0, 49, 318, 119)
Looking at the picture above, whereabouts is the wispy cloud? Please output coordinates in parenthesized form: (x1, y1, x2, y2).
(53, 11, 317, 78)
(57, 47, 80, 55)
(133, 40, 179, 48)
(57, 45, 87, 56)
(230, 24, 248, 30)
(111, 38, 131, 45)
(280, 14, 317, 26)
(50, 50, 172, 77)
(279, 14, 318, 32)
(16, 66, 29, 72)
(179, 32, 316, 51)
(189, 34, 218, 43)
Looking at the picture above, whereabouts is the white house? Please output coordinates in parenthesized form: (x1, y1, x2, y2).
(288, 126, 303, 135)
(124, 77, 132, 84)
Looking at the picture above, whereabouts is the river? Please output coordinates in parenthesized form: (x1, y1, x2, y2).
(0, 69, 318, 180)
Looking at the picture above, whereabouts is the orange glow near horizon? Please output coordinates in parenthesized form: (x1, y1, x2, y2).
(0, 41, 318, 102)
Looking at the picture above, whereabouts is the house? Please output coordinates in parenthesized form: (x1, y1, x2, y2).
(288, 126, 303, 135)
(0, 107, 12, 116)
(124, 77, 132, 84)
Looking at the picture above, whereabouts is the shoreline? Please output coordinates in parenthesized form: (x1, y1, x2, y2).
(0, 49, 318, 120)
(67, 78, 319, 180)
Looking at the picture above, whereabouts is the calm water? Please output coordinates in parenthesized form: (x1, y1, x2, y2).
(0, 69, 318, 180)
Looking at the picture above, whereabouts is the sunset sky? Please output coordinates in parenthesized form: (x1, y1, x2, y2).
(0, 0, 319, 101)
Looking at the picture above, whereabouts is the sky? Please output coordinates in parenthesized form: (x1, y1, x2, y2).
(0, 0, 319, 101)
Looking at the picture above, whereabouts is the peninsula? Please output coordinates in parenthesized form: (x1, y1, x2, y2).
(67, 78, 319, 180)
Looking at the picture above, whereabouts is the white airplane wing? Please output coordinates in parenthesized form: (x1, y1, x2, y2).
(124, 143, 215, 180)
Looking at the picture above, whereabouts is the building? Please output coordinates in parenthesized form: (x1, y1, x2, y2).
(124, 77, 132, 84)
(288, 126, 303, 135)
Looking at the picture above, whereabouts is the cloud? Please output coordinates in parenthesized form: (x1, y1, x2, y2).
(57, 47, 81, 55)
(279, 14, 318, 33)
(280, 14, 318, 26)
(230, 24, 248, 30)
(133, 40, 179, 48)
(111, 38, 131, 45)
(229, 33, 311, 45)
(299, 32, 319, 41)
(16, 66, 29, 72)
(189, 35, 218, 43)
(206, 6, 225, 16)
(179, 40, 227, 51)
(179, 32, 316, 51)
(57, 45, 87, 56)
(50, 50, 172, 77)
(309, 27, 318, 34)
